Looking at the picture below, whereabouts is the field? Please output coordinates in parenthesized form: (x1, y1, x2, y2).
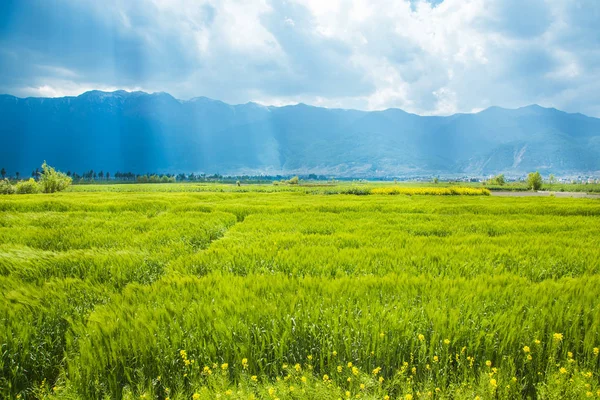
(1, 184, 600, 399)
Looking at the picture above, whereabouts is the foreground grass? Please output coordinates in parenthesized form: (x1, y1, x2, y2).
(1, 186, 599, 399)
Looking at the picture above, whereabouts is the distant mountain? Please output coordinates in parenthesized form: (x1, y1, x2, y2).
(1, 90, 599, 177)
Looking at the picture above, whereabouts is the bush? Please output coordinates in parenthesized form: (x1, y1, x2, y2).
(39, 162, 72, 193)
(527, 171, 543, 191)
(15, 178, 40, 194)
(0, 178, 15, 194)
(488, 174, 506, 185)
(287, 176, 299, 185)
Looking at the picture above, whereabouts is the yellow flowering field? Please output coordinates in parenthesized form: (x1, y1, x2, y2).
(0, 186, 599, 399)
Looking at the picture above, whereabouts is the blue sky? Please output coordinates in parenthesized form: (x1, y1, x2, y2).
(1, 0, 599, 116)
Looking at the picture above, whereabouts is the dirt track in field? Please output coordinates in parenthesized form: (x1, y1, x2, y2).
(492, 191, 600, 198)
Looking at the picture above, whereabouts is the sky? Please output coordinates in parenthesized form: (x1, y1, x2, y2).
(1, 0, 599, 116)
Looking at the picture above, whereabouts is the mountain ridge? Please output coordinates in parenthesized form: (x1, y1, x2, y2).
(1, 90, 599, 177)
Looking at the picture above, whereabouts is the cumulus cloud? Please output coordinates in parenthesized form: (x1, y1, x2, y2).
(0, 0, 599, 116)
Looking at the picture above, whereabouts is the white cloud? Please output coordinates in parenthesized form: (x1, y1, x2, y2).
(2, 0, 600, 116)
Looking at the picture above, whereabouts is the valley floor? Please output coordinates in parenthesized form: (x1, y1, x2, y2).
(1, 185, 599, 399)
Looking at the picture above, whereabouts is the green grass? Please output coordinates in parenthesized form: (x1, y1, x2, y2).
(0, 185, 599, 399)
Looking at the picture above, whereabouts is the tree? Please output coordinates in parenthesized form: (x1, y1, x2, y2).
(432, 177, 439, 184)
(548, 174, 556, 184)
(106, 172, 110, 181)
(99, 171, 104, 180)
(287, 176, 299, 185)
(0, 168, 5, 179)
(527, 171, 543, 191)
(39, 161, 73, 193)
(15, 172, 20, 180)
(488, 174, 506, 185)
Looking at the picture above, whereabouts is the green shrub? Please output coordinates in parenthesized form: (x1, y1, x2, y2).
(39, 162, 72, 193)
(15, 178, 40, 194)
(0, 178, 15, 194)
(287, 176, 299, 185)
(527, 171, 543, 191)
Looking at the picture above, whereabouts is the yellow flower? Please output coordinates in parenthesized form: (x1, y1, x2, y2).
(534, 339, 541, 345)
(486, 360, 492, 367)
(553, 333, 564, 342)
(294, 363, 301, 372)
(242, 358, 248, 368)
(527, 354, 532, 361)
(301, 376, 307, 383)
(379, 377, 384, 383)
(323, 374, 329, 381)
(384, 396, 390, 400)
(560, 367, 567, 374)
(405, 395, 413, 400)
(418, 334, 425, 342)
(411, 367, 416, 375)
(345, 391, 351, 398)
(289, 386, 294, 392)
(307, 355, 313, 361)
(360, 384, 365, 390)
(347, 362, 353, 368)
(337, 365, 343, 373)
(221, 363, 228, 370)
(251, 375, 258, 382)
(379, 332, 385, 338)
(568, 352, 573, 358)
(586, 392, 593, 398)
(594, 348, 599, 356)
(490, 378, 497, 388)
(444, 339, 450, 345)
(433, 355, 439, 362)
(192, 394, 200, 400)
(512, 377, 517, 383)
(332, 351, 337, 356)
(225, 389, 232, 396)
(268, 387, 275, 396)
(180, 350, 187, 357)
(347, 377, 352, 382)
(352, 367, 359, 376)
(372, 367, 382, 375)
(523, 346, 530, 353)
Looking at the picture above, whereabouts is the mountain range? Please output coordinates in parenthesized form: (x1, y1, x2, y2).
(1, 90, 599, 177)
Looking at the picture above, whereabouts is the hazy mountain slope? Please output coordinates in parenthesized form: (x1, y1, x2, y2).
(0, 91, 599, 176)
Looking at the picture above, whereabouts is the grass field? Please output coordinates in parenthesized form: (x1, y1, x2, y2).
(1, 184, 599, 399)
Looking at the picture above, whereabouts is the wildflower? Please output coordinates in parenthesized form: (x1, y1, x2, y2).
(560, 367, 567, 374)
(346, 391, 351, 398)
(282, 363, 287, 369)
(512, 377, 517, 383)
(372, 367, 381, 375)
(523, 346, 530, 353)
(268, 387, 275, 396)
(323, 374, 329, 381)
(553, 333, 564, 342)
(251, 375, 258, 382)
(433, 355, 439, 362)
(221, 363, 228, 370)
(586, 392, 593, 398)
(347, 377, 352, 382)
(332, 351, 337, 356)
(242, 358, 248, 369)
(360, 384, 365, 390)
(379, 332, 385, 338)
(180, 350, 187, 357)
(527, 354, 532, 361)
(384, 396, 390, 400)
(289, 386, 294, 392)
(352, 367, 359, 376)
(444, 339, 450, 345)
(418, 334, 425, 342)
(307, 355, 313, 361)
(348, 362, 353, 368)
(225, 390, 232, 396)
(594, 348, 599, 356)
(405, 395, 413, 400)
(411, 367, 416, 375)
(486, 360, 492, 367)
(379, 377, 384, 383)
(568, 352, 573, 358)
(301, 376, 307, 383)
(337, 365, 343, 373)
(294, 363, 301, 372)
(193, 394, 200, 400)
(490, 378, 497, 388)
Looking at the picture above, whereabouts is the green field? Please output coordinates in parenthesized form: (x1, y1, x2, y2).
(1, 185, 600, 399)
